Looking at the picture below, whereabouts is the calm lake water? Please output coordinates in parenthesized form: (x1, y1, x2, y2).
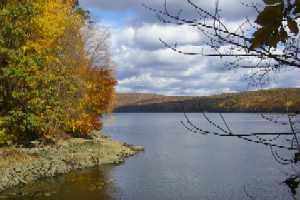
(2, 113, 300, 200)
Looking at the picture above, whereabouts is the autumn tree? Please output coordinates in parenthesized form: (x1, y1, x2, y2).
(0, 0, 116, 145)
(66, 24, 116, 137)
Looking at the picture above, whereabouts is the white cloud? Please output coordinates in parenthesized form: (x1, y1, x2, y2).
(81, 0, 300, 96)
(119, 73, 180, 89)
(112, 24, 204, 50)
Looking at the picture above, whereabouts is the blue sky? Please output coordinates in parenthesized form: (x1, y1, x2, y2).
(79, 0, 300, 96)
(85, 8, 136, 28)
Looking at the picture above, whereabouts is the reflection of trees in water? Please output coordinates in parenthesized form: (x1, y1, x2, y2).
(1, 167, 117, 200)
(181, 111, 300, 199)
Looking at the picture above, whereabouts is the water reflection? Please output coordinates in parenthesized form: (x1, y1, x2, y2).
(1, 166, 117, 200)
(1, 113, 300, 200)
(103, 113, 300, 200)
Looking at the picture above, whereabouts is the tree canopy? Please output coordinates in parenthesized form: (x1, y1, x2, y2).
(0, 0, 116, 145)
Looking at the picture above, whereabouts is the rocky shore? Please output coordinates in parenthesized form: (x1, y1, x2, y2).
(0, 134, 144, 193)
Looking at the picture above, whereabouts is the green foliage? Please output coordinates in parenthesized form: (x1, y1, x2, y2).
(0, 129, 9, 146)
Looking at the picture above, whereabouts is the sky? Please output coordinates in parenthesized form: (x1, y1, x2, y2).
(79, 0, 300, 96)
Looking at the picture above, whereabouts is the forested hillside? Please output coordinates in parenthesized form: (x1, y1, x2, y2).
(0, 0, 116, 145)
(115, 88, 300, 113)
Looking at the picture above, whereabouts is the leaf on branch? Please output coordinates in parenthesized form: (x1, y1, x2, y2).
(279, 28, 288, 42)
(269, 30, 280, 47)
(251, 1, 287, 49)
(287, 17, 299, 34)
(250, 26, 273, 49)
(255, 5, 282, 26)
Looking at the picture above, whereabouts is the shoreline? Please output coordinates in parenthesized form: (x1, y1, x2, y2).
(0, 134, 144, 193)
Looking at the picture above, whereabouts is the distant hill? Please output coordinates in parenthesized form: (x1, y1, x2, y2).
(114, 88, 300, 113)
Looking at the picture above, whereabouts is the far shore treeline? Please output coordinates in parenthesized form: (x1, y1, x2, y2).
(114, 88, 300, 113)
(0, 0, 116, 145)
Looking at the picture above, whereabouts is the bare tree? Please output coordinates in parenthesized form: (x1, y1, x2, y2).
(82, 24, 113, 69)
(144, 0, 300, 85)
(144, 0, 300, 155)
(145, 0, 300, 197)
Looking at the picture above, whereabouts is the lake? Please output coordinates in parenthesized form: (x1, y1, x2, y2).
(2, 113, 299, 200)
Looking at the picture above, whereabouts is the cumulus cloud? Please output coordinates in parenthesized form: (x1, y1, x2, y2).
(79, 0, 300, 96)
(112, 24, 204, 50)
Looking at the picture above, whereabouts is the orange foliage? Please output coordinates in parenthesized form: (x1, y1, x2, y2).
(0, 0, 116, 144)
(67, 67, 117, 137)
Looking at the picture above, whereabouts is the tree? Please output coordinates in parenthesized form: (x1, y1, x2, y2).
(63, 24, 116, 137)
(0, 0, 116, 145)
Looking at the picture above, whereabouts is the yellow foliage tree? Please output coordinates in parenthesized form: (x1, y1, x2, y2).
(0, 0, 116, 144)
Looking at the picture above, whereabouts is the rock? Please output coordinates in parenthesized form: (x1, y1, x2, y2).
(30, 141, 41, 147)
(129, 145, 145, 152)
(122, 143, 144, 152)
(0, 136, 141, 193)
